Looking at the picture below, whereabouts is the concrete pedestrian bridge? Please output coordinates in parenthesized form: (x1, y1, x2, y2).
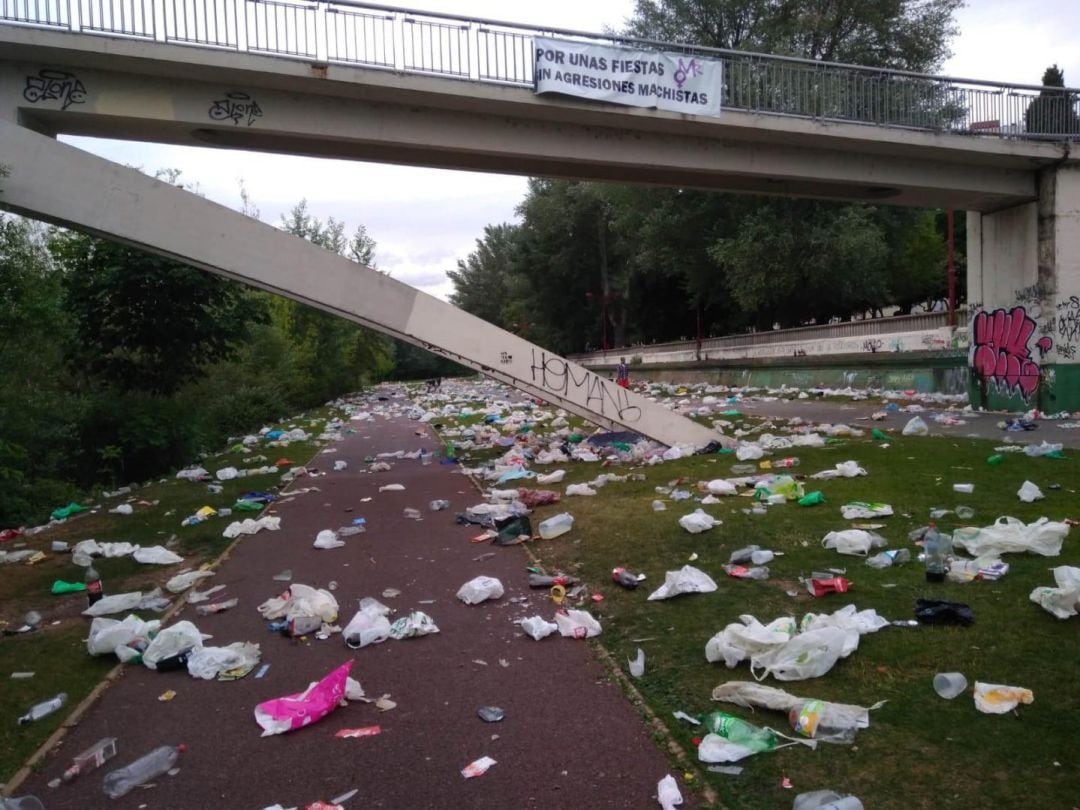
(2, 1, 1080, 422)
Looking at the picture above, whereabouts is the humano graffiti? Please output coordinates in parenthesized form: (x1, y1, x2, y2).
(209, 91, 263, 126)
(970, 307, 1053, 399)
(530, 349, 642, 422)
(23, 69, 86, 110)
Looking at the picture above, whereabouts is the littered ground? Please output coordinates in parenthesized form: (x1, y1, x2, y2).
(17, 390, 692, 810)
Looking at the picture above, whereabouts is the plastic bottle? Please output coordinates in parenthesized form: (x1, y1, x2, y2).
(722, 563, 770, 580)
(17, 693, 67, 726)
(61, 737, 117, 783)
(102, 744, 185, 799)
(85, 564, 103, 607)
(527, 573, 574, 588)
(789, 700, 857, 744)
(538, 513, 574, 540)
(701, 712, 777, 753)
(924, 521, 946, 582)
(774, 457, 800, 468)
(728, 544, 761, 565)
(611, 567, 640, 589)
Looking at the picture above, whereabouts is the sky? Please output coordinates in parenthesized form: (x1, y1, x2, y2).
(64, 1, 1080, 301)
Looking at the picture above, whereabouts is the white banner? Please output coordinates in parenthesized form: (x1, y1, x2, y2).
(533, 37, 722, 118)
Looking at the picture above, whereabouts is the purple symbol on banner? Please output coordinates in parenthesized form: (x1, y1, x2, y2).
(674, 58, 703, 88)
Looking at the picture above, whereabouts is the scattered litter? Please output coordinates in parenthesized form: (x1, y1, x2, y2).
(477, 706, 505, 723)
(915, 598, 974, 626)
(657, 774, 683, 810)
(554, 609, 602, 638)
(313, 529, 345, 549)
(1017, 480, 1044, 502)
(335, 726, 381, 738)
(628, 648, 645, 678)
(953, 516, 1068, 557)
(902, 416, 929, 436)
(456, 576, 504, 605)
(933, 672, 967, 699)
(647, 566, 718, 600)
(461, 756, 496, 778)
(1029, 566, 1080, 618)
(519, 616, 559, 640)
(254, 661, 352, 736)
(679, 509, 721, 534)
(974, 682, 1034, 714)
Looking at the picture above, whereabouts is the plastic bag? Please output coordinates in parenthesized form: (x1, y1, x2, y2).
(705, 616, 797, 667)
(678, 509, 720, 534)
(902, 416, 929, 436)
(389, 611, 439, 639)
(187, 642, 260, 680)
(973, 682, 1034, 714)
(840, 502, 893, 520)
(343, 607, 392, 648)
(735, 444, 764, 461)
(710, 681, 878, 731)
(822, 529, 884, 556)
(555, 609, 602, 638)
(536, 470, 566, 484)
(647, 565, 718, 601)
(257, 584, 339, 623)
(456, 576, 505, 605)
(706, 479, 737, 496)
(657, 774, 683, 810)
(313, 529, 344, 549)
(794, 791, 864, 810)
(1029, 566, 1080, 619)
(519, 615, 559, 640)
(222, 516, 281, 539)
(82, 591, 143, 617)
(1017, 480, 1044, 502)
(565, 484, 597, 496)
(750, 626, 849, 681)
(133, 546, 184, 565)
(915, 598, 974, 626)
(166, 570, 215, 593)
(87, 614, 160, 657)
(952, 516, 1068, 557)
(254, 660, 352, 736)
(142, 620, 206, 670)
(811, 461, 867, 480)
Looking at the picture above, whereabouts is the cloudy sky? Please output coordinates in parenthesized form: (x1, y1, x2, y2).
(65, 0, 1080, 300)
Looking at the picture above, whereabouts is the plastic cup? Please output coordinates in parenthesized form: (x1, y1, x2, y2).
(955, 506, 975, 520)
(952, 483, 974, 494)
(933, 672, 968, 699)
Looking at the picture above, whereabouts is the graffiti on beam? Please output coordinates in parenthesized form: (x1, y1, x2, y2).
(862, 338, 883, 353)
(530, 349, 642, 422)
(209, 91, 263, 126)
(970, 306, 1052, 400)
(23, 70, 86, 110)
(1057, 296, 1080, 359)
(499, 352, 513, 364)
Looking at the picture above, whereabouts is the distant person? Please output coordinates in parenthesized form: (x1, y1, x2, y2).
(616, 358, 630, 389)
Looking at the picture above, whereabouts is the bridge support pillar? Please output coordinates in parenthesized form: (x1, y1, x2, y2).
(967, 164, 1080, 413)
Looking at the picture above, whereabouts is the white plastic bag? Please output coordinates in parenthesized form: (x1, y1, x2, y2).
(222, 516, 281, 539)
(705, 616, 797, 666)
(678, 509, 720, 534)
(657, 774, 683, 810)
(166, 570, 215, 593)
(537, 470, 566, 484)
(1017, 480, 1044, 502)
(87, 615, 160, 657)
(750, 626, 849, 681)
(565, 483, 597, 496)
(343, 607, 392, 648)
(822, 530, 884, 556)
(187, 642, 260, 680)
(133, 546, 184, 565)
(456, 576, 505, 605)
(1029, 566, 1080, 619)
(952, 516, 1068, 557)
(697, 734, 757, 763)
(647, 565, 718, 600)
(902, 416, 929, 436)
(706, 479, 738, 496)
(554, 609, 602, 638)
(313, 529, 344, 549)
(839, 502, 893, 520)
(519, 615, 559, 640)
(735, 444, 764, 461)
(142, 621, 207, 669)
(257, 584, 339, 623)
(389, 611, 440, 639)
(82, 591, 143, 617)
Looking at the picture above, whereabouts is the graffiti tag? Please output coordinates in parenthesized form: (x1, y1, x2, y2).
(970, 307, 1052, 399)
(209, 91, 263, 126)
(862, 338, 883, 353)
(530, 349, 642, 422)
(23, 70, 86, 110)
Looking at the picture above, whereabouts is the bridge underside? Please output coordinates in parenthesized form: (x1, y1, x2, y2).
(0, 119, 719, 447)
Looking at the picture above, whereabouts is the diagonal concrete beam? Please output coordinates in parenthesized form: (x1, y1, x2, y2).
(0, 120, 719, 447)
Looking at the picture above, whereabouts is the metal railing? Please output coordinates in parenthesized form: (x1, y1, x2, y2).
(2, 0, 1079, 139)
(571, 310, 963, 364)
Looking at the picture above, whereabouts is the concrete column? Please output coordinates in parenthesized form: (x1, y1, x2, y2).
(967, 164, 1080, 412)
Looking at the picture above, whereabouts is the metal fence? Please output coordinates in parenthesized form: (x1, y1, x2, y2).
(2, 0, 1079, 139)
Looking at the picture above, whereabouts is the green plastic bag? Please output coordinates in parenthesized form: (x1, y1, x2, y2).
(871, 429, 889, 441)
(51, 580, 87, 594)
(50, 502, 87, 521)
(986, 454, 1004, 465)
(232, 500, 263, 512)
(798, 491, 825, 507)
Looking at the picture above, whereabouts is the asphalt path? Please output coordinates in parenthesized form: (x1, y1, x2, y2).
(22, 392, 683, 809)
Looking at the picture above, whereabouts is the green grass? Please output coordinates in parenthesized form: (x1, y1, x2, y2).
(0, 406, 344, 783)
(519, 434, 1080, 809)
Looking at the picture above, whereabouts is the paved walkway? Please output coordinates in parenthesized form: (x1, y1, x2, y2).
(22, 391, 682, 809)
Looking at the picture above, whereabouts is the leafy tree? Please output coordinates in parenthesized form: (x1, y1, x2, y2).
(447, 223, 518, 329)
(1025, 65, 1080, 136)
(52, 232, 265, 395)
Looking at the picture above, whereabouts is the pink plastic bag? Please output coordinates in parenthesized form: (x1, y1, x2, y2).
(254, 661, 352, 736)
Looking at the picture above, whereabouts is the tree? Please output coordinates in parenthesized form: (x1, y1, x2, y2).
(52, 231, 265, 395)
(448, 223, 518, 329)
(1025, 64, 1080, 136)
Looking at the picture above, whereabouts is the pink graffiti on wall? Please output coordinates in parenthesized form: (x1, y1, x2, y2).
(970, 306, 1053, 399)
